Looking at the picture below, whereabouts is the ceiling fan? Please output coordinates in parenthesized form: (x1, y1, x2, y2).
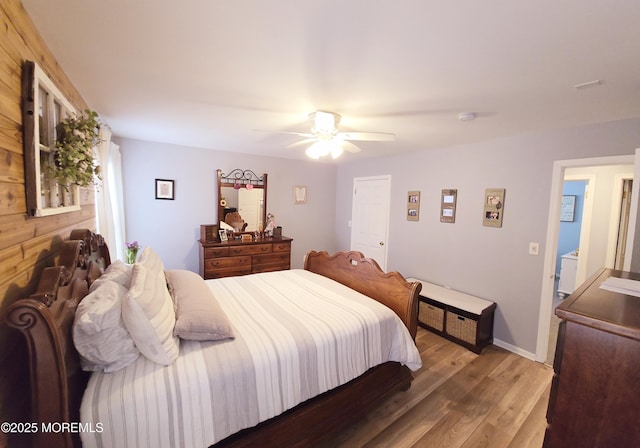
(262, 110, 395, 159)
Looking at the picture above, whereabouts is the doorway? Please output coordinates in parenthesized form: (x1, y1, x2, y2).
(350, 175, 391, 271)
(536, 155, 636, 363)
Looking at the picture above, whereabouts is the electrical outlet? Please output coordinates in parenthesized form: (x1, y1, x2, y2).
(529, 242, 540, 255)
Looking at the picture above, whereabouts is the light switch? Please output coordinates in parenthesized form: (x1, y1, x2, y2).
(529, 242, 539, 255)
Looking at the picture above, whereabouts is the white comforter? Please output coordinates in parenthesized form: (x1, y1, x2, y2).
(80, 269, 421, 448)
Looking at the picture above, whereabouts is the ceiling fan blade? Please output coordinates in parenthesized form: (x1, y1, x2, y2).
(341, 140, 362, 153)
(338, 132, 395, 142)
(286, 138, 317, 148)
(254, 129, 315, 138)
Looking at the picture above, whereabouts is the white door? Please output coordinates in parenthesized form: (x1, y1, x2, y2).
(350, 175, 391, 271)
(238, 188, 262, 230)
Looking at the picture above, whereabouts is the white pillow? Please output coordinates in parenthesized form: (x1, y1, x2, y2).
(122, 247, 179, 365)
(73, 280, 140, 372)
(89, 260, 133, 292)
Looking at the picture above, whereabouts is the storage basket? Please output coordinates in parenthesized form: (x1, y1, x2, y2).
(446, 311, 477, 344)
(419, 301, 444, 331)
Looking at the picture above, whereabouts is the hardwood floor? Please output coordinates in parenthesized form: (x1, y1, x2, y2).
(321, 328, 553, 448)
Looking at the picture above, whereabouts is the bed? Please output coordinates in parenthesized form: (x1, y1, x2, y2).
(7, 229, 422, 448)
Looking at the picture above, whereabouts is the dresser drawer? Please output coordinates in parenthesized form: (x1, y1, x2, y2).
(273, 241, 291, 253)
(204, 267, 252, 279)
(230, 244, 272, 256)
(253, 252, 290, 265)
(205, 256, 250, 270)
(204, 247, 229, 258)
(253, 263, 290, 273)
(204, 256, 251, 279)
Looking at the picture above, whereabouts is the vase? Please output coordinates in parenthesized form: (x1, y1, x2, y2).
(125, 248, 138, 264)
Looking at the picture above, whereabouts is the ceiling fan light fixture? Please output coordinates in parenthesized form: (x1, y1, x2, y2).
(305, 138, 345, 160)
(330, 145, 343, 159)
(311, 110, 340, 135)
(306, 141, 326, 159)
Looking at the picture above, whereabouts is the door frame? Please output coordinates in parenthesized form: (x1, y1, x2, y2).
(535, 154, 636, 362)
(562, 173, 595, 288)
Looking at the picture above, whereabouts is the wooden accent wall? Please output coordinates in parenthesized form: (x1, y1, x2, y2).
(0, 2, 96, 446)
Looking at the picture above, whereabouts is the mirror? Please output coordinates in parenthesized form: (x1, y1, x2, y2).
(217, 169, 268, 233)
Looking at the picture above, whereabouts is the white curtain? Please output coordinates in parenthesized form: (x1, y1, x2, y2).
(95, 126, 126, 261)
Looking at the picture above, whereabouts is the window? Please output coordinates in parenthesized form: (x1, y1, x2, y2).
(22, 61, 80, 216)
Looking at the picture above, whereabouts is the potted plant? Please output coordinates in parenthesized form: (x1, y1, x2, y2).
(52, 109, 101, 189)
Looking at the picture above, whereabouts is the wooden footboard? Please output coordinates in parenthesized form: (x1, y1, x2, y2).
(304, 250, 422, 339)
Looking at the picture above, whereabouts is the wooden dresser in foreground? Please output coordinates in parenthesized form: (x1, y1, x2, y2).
(199, 236, 293, 279)
(543, 268, 640, 448)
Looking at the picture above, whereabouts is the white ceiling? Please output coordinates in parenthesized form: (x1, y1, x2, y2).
(21, 0, 640, 162)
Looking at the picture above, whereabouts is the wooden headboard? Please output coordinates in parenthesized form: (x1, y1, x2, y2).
(6, 229, 110, 448)
(304, 250, 422, 339)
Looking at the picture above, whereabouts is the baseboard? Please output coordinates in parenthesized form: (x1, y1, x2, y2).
(493, 338, 536, 361)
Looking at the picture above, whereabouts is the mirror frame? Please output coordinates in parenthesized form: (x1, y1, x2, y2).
(217, 168, 268, 233)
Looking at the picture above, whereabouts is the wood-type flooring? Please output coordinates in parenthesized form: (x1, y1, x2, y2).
(321, 327, 553, 448)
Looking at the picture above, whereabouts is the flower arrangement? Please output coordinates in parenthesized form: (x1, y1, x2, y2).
(52, 109, 101, 189)
(125, 241, 140, 264)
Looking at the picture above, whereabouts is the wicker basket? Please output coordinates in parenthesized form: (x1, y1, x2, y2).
(419, 302, 444, 331)
(446, 311, 477, 344)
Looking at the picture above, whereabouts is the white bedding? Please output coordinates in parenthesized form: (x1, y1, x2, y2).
(80, 269, 421, 448)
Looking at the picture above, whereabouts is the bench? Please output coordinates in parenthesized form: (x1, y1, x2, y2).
(407, 278, 497, 353)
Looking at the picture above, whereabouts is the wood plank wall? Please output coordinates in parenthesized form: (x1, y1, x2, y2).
(0, 1, 96, 446)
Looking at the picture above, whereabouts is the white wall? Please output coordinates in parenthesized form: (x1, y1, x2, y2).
(116, 137, 338, 272)
(334, 118, 640, 355)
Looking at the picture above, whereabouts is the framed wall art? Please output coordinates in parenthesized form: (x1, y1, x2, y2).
(560, 195, 576, 222)
(294, 185, 307, 204)
(440, 189, 458, 223)
(483, 188, 505, 227)
(155, 179, 175, 200)
(407, 191, 420, 221)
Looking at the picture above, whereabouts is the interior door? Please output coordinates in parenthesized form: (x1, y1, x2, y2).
(350, 175, 391, 271)
(238, 188, 262, 230)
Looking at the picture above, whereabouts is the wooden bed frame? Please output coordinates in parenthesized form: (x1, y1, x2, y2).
(7, 230, 421, 448)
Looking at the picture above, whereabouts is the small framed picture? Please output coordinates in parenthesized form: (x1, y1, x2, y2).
(560, 195, 576, 222)
(483, 188, 505, 227)
(294, 186, 307, 204)
(218, 229, 228, 242)
(155, 179, 175, 200)
(440, 189, 457, 223)
(407, 191, 420, 221)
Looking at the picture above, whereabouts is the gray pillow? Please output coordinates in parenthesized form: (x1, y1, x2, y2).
(166, 269, 234, 341)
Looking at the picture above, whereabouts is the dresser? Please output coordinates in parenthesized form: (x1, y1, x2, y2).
(543, 268, 640, 448)
(199, 236, 293, 279)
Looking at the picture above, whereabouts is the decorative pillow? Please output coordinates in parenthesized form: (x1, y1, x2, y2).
(89, 260, 133, 292)
(166, 269, 234, 341)
(121, 247, 180, 365)
(73, 280, 140, 372)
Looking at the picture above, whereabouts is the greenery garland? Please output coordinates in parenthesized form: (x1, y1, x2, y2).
(53, 109, 101, 188)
